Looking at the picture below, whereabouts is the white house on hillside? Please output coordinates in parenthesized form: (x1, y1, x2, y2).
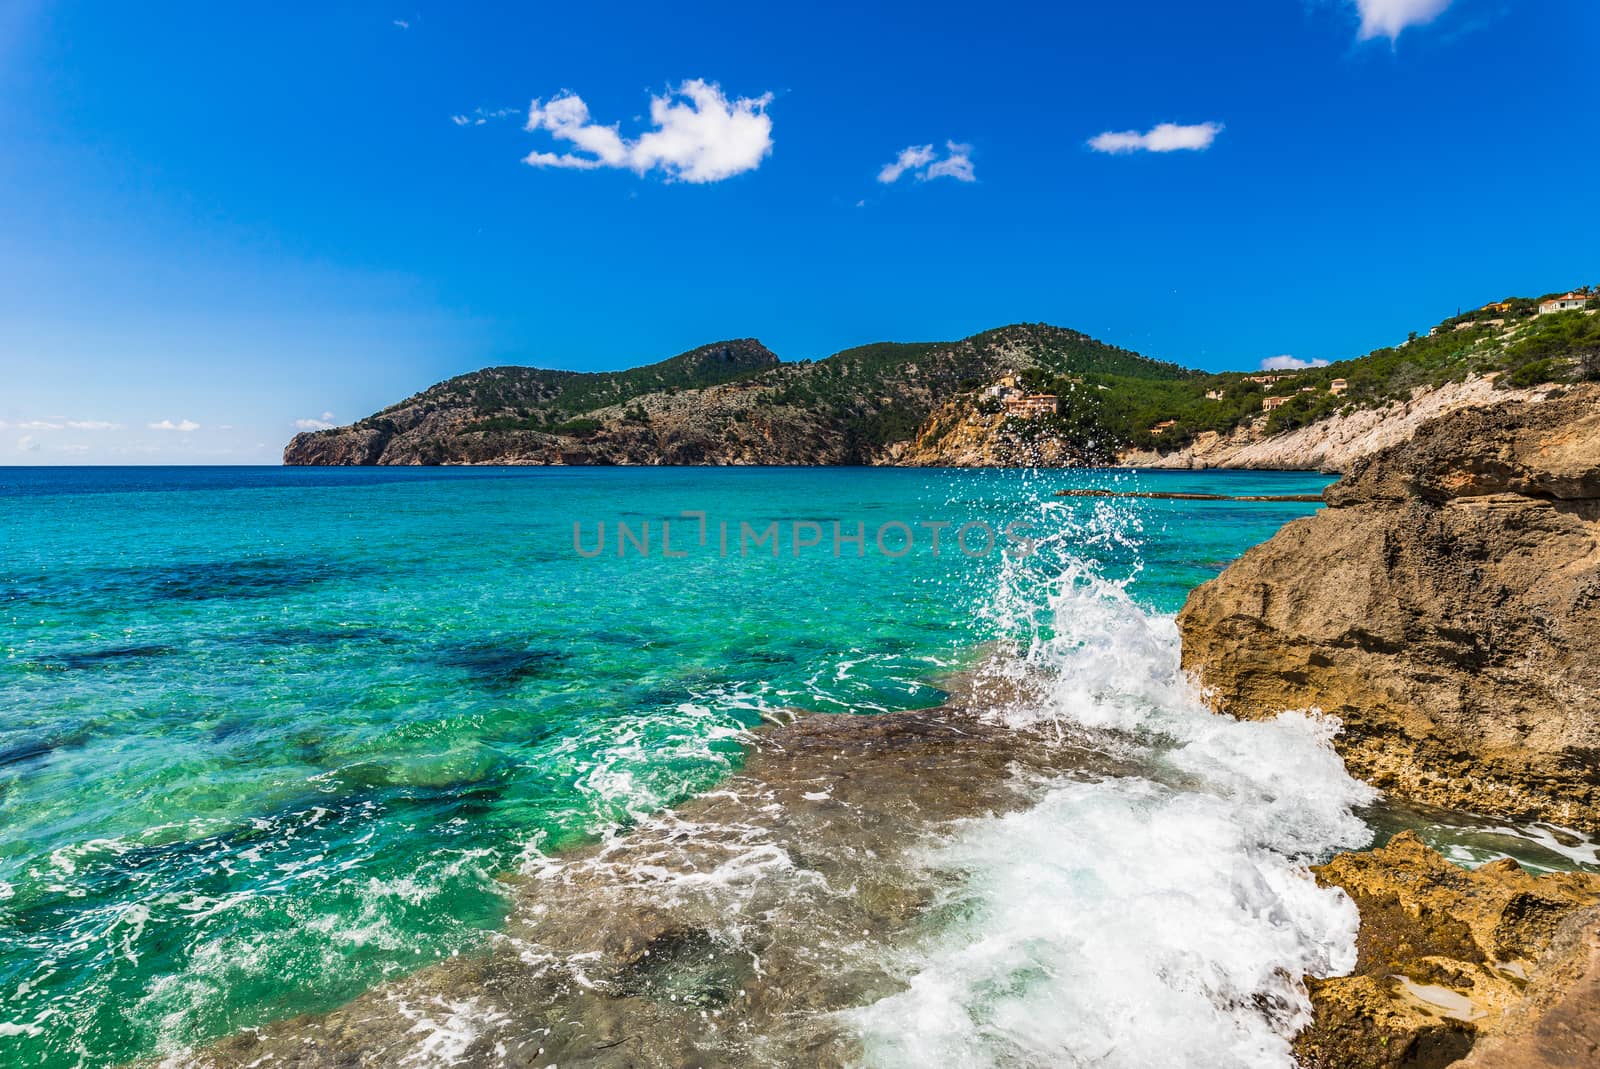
(1540, 292, 1591, 315)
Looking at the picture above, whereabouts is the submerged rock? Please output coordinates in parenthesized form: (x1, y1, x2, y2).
(182, 705, 1145, 1069)
(1178, 385, 1600, 830)
(1297, 831, 1600, 1069)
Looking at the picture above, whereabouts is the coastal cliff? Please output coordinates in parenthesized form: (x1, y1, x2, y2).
(1114, 377, 1551, 473)
(1178, 385, 1600, 1067)
(1178, 384, 1600, 830)
(283, 325, 1179, 467)
(286, 297, 1600, 469)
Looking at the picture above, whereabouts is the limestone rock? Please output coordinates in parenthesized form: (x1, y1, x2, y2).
(1178, 386, 1600, 829)
(1120, 378, 1557, 473)
(1296, 831, 1600, 1069)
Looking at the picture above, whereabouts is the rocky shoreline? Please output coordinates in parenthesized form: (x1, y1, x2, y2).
(1296, 833, 1600, 1068)
(186, 387, 1600, 1067)
(1178, 385, 1600, 830)
(1180, 384, 1600, 1065)
(1115, 378, 1554, 473)
(177, 702, 1152, 1069)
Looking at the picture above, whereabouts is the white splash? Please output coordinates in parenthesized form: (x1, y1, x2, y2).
(850, 506, 1375, 1068)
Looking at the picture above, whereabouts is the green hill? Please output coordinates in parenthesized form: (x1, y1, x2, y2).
(284, 291, 1599, 467)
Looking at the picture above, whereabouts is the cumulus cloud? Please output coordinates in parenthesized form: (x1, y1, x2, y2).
(1088, 121, 1224, 154)
(67, 420, 120, 431)
(17, 434, 38, 452)
(878, 142, 975, 183)
(294, 412, 338, 431)
(1259, 355, 1330, 370)
(149, 419, 201, 432)
(1353, 0, 1453, 40)
(522, 80, 774, 183)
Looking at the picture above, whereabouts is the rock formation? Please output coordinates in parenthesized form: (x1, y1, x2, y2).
(1178, 385, 1600, 830)
(284, 324, 1172, 468)
(1297, 832, 1600, 1069)
(1117, 378, 1552, 473)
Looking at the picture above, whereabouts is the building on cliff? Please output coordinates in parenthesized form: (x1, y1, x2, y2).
(1003, 394, 1059, 418)
(1329, 378, 1348, 396)
(1262, 395, 1288, 411)
(982, 377, 1023, 402)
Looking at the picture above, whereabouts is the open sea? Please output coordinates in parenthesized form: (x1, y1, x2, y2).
(3, 466, 1596, 1068)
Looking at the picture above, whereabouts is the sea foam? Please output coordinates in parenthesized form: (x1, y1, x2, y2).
(849, 505, 1374, 1068)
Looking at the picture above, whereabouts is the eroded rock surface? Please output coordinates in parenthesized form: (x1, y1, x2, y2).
(1297, 831, 1600, 1069)
(1118, 378, 1554, 473)
(1178, 386, 1600, 829)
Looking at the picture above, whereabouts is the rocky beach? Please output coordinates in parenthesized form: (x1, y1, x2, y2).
(162, 383, 1600, 1066)
(1181, 385, 1600, 1065)
(10, 1, 1598, 1063)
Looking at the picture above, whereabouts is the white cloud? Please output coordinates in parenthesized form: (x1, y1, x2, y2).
(8, 418, 120, 431)
(392, 19, 410, 30)
(523, 80, 774, 183)
(1088, 121, 1224, 154)
(149, 419, 201, 432)
(1259, 355, 1330, 370)
(878, 144, 936, 183)
(17, 435, 37, 452)
(878, 141, 975, 183)
(452, 106, 518, 128)
(1353, 0, 1453, 40)
(294, 412, 338, 431)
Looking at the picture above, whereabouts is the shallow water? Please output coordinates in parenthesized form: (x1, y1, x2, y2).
(0, 466, 1592, 1068)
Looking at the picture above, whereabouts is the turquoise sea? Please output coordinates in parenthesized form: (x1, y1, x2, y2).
(2, 466, 1594, 1068)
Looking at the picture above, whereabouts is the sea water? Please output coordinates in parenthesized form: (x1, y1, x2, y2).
(0, 466, 1591, 1068)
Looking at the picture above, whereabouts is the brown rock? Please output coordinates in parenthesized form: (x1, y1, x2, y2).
(1296, 831, 1600, 1069)
(1178, 386, 1600, 829)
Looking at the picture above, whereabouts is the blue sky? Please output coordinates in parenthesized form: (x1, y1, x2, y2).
(1, 0, 1595, 464)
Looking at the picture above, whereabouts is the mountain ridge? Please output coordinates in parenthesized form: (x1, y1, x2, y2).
(284, 323, 1183, 466)
(285, 295, 1600, 468)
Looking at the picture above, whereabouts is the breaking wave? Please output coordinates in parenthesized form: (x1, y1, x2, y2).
(848, 496, 1376, 1068)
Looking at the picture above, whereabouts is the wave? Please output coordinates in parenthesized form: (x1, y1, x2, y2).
(117, 489, 1386, 1068)
(847, 501, 1376, 1068)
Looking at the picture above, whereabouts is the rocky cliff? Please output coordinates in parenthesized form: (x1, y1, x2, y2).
(284, 324, 1181, 467)
(879, 385, 1113, 467)
(1117, 377, 1551, 473)
(288, 299, 1600, 469)
(1178, 385, 1600, 830)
